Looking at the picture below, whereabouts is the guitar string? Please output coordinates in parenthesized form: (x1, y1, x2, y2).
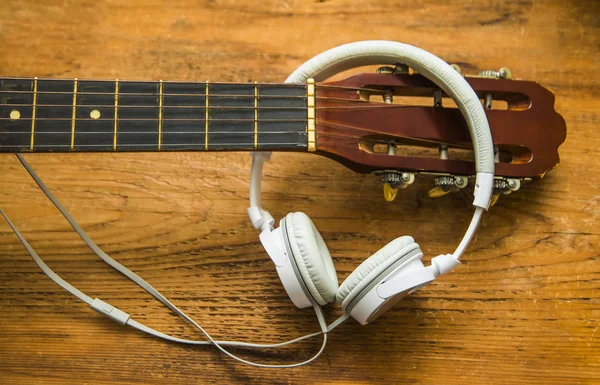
(0, 80, 493, 104)
(0, 140, 470, 153)
(0, 102, 443, 121)
(0, 76, 409, 92)
(0, 122, 469, 148)
(317, 132, 473, 150)
(1, 76, 422, 87)
(0, 96, 423, 109)
(0, 115, 471, 149)
(0, 134, 470, 151)
(0, 84, 395, 96)
(0, 118, 470, 146)
(0, 102, 423, 109)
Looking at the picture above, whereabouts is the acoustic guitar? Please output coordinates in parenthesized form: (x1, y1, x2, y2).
(0, 65, 566, 204)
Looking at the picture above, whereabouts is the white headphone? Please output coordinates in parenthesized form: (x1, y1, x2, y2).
(1, 41, 494, 367)
(248, 40, 494, 325)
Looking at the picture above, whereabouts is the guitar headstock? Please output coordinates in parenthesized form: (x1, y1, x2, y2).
(314, 68, 566, 201)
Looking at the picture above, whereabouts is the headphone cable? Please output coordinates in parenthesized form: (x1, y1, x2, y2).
(1, 154, 350, 368)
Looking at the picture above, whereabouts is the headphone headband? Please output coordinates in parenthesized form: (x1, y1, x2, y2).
(250, 40, 494, 259)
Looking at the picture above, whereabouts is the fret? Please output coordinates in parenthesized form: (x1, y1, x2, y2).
(205, 81, 209, 150)
(113, 80, 119, 151)
(208, 83, 254, 150)
(117, 81, 159, 151)
(0, 78, 34, 151)
(30, 77, 38, 150)
(158, 80, 163, 151)
(257, 84, 308, 149)
(254, 82, 258, 150)
(162, 82, 206, 150)
(307, 78, 316, 152)
(71, 79, 78, 150)
(34, 79, 73, 151)
(76, 80, 117, 151)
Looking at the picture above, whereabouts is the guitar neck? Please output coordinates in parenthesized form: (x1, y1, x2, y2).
(0, 77, 309, 153)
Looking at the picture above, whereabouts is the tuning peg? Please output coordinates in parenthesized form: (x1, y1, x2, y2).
(490, 194, 500, 206)
(478, 67, 512, 79)
(428, 175, 468, 198)
(383, 183, 398, 202)
(428, 186, 450, 198)
(380, 171, 415, 202)
(376, 64, 409, 75)
(490, 178, 522, 206)
(433, 90, 443, 107)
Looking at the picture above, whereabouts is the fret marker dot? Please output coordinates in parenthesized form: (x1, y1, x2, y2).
(90, 110, 101, 120)
(10, 110, 21, 120)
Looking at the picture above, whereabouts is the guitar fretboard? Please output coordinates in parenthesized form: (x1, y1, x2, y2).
(0, 78, 309, 152)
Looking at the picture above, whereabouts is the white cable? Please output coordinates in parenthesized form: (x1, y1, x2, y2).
(124, 303, 329, 369)
(5, 154, 352, 367)
(0, 208, 93, 305)
(453, 207, 485, 260)
(250, 153, 267, 208)
(127, 319, 323, 348)
(14, 154, 176, 310)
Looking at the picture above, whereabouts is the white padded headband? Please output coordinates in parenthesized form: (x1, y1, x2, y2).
(249, 40, 495, 262)
(250, 40, 494, 219)
(285, 40, 495, 177)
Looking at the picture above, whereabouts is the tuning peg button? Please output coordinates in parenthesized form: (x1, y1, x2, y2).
(429, 175, 468, 198)
(428, 186, 451, 198)
(379, 171, 415, 202)
(383, 183, 398, 202)
(490, 194, 500, 206)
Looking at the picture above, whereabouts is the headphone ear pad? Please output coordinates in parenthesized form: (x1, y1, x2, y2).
(336, 236, 420, 309)
(284, 212, 339, 306)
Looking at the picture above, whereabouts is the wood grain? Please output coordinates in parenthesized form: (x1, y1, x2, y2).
(0, 0, 598, 384)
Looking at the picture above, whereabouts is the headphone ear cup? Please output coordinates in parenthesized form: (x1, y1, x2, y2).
(336, 236, 420, 310)
(283, 212, 339, 306)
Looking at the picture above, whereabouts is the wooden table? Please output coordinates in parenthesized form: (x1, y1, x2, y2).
(0, 1, 598, 383)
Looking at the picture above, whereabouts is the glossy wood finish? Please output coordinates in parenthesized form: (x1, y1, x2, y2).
(316, 73, 566, 178)
(0, 1, 598, 384)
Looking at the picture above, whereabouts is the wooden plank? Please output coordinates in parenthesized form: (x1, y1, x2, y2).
(0, 0, 598, 384)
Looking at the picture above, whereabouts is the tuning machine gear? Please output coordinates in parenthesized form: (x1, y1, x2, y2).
(379, 171, 416, 202)
(376, 64, 409, 75)
(490, 177, 522, 206)
(428, 175, 469, 198)
(478, 67, 512, 80)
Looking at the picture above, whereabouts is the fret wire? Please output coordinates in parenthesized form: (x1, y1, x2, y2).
(254, 81, 258, 150)
(158, 80, 163, 151)
(205, 81, 209, 151)
(30, 77, 38, 151)
(70, 79, 78, 150)
(113, 80, 119, 151)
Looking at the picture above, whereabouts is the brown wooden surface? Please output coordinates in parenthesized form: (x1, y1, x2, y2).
(0, 1, 598, 384)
